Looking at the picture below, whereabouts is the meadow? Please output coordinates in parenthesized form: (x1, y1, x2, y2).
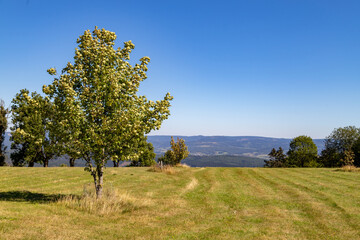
(0, 167, 359, 240)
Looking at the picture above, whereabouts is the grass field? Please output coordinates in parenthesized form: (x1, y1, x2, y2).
(0, 167, 359, 240)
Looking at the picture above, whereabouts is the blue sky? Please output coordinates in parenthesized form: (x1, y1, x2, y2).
(0, 0, 360, 138)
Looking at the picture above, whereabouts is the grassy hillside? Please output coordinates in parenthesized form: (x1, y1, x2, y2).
(0, 167, 359, 239)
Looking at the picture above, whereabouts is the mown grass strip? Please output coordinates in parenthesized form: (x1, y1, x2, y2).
(248, 169, 339, 239)
(0, 168, 360, 240)
(263, 169, 360, 239)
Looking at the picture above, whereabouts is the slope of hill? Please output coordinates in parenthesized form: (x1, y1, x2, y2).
(0, 167, 359, 239)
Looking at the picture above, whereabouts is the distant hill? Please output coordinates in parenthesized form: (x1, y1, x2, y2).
(147, 135, 325, 158)
(2, 133, 325, 167)
(3, 132, 11, 164)
(4, 132, 11, 149)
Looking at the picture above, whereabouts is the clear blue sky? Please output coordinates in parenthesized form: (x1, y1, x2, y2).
(1, 0, 360, 138)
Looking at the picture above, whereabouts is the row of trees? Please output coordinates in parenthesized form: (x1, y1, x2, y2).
(2, 27, 173, 198)
(265, 126, 360, 168)
(1, 93, 185, 169)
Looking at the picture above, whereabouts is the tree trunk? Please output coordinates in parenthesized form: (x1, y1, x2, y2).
(69, 158, 75, 167)
(94, 165, 104, 199)
(43, 159, 48, 167)
(28, 161, 34, 167)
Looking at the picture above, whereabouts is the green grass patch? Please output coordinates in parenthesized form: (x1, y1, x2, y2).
(0, 167, 359, 239)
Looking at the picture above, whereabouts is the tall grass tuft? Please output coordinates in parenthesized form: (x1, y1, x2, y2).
(58, 184, 151, 216)
(148, 164, 176, 174)
(336, 165, 360, 172)
(176, 163, 190, 168)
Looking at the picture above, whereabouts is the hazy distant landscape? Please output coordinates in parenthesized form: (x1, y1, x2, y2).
(147, 135, 325, 157)
(3, 133, 325, 167)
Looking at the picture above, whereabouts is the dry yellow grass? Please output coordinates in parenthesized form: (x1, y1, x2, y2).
(148, 164, 176, 174)
(337, 165, 360, 172)
(176, 163, 191, 168)
(185, 177, 198, 190)
(57, 184, 152, 216)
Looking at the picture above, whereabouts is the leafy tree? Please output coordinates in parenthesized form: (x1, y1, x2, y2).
(0, 100, 8, 166)
(53, 124, 82, 167)
(138, 142, 156, 166)
(340, 149, 355, 166)
(287, 135, 318, 167)
(264, 147, 286, 167)
(11, 90, 57, 167)
(321, 126, 360, 167)
(10, 142, 28, 167)
(158, 137, 189, 166)
(170, 137, 189, 165)
(319, 147, 340, 168)
(111, 136, 149, 167)
(129, 140, 156, 167)
(352, 138, 360, 167)
(61, 146, 82, 167)
(44, 27, 173, 198)
(158, 149, 176, 166)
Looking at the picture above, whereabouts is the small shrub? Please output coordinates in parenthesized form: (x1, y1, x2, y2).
(60, 164, 68, 167)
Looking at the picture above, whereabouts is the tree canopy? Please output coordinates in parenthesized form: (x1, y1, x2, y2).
(264, 147, 286, 168)
(129, 137, 156, 167)
(44, 27, 173, 198)
(287, 135, 318, 167)
(321, 126, 360, 167)
(10, 90, 56, 167)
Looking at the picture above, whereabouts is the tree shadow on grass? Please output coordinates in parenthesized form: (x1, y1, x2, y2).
(0, 191, 70, 203)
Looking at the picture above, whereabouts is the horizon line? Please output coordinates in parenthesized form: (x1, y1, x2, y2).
(147, 134, 325, 140)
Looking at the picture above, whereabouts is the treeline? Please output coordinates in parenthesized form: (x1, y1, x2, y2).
(0, 93, 188, 169)
(265, 126, 360, 168)
(0, 101, 187, 168)
(0, 92, 157, 168)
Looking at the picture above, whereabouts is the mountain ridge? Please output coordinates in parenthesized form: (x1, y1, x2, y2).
(147, 135, 325, 158)
(2, 133, 325, 167)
